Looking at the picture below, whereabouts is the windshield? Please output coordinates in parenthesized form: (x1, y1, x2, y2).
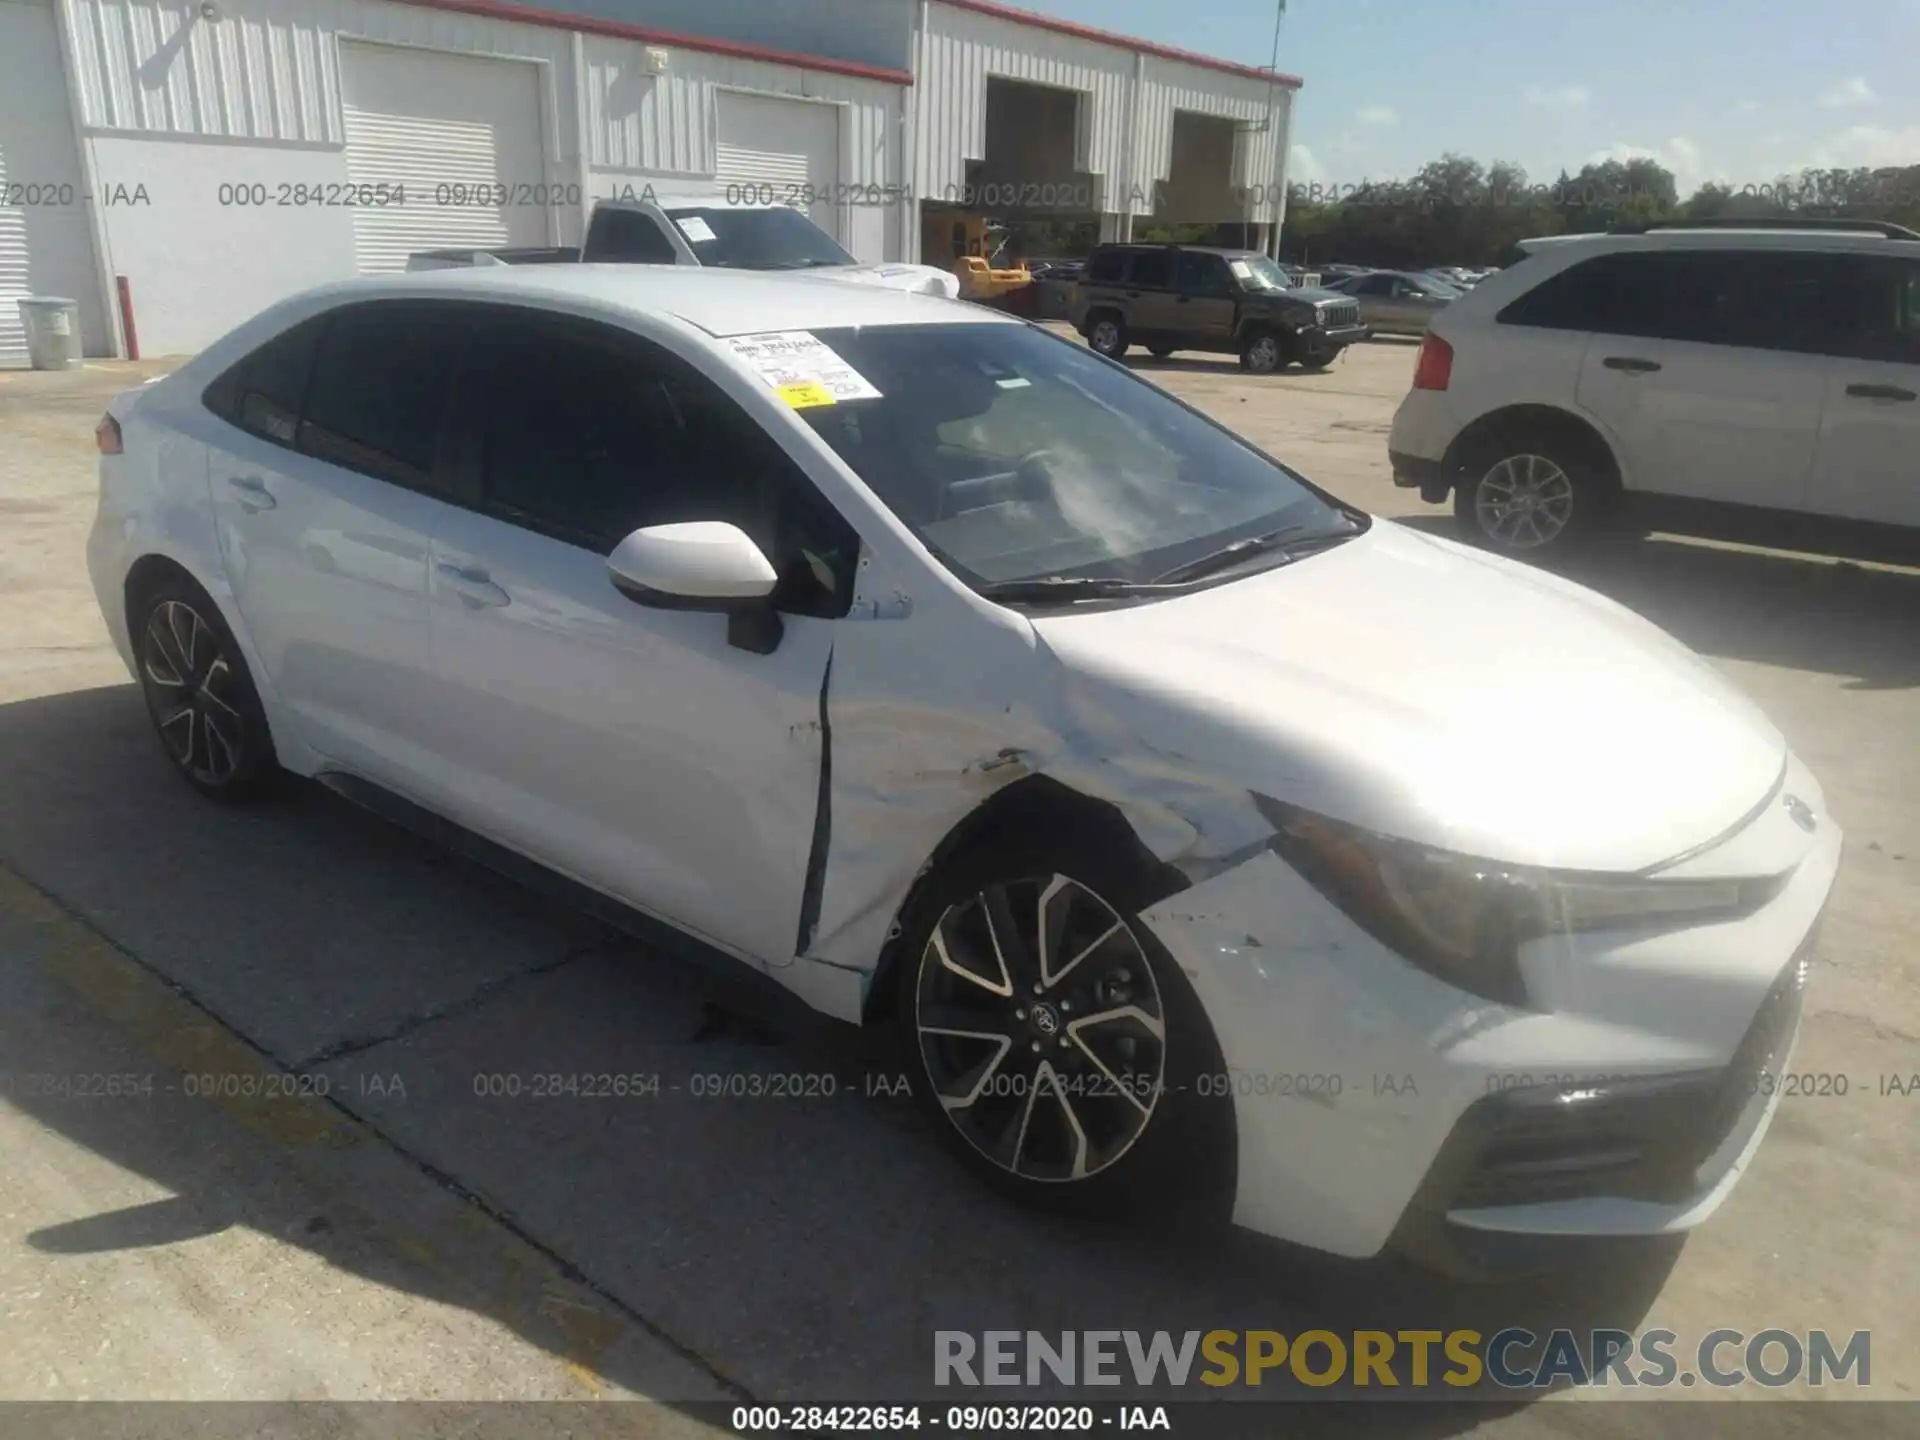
(665, 206, 856, 271)
(792, 324, 1359, 590)
(1227, 255, 1292, 292)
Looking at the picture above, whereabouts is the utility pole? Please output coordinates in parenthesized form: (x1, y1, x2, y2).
(1265, 0, 1287, 260)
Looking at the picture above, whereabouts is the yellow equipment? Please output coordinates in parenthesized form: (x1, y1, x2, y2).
(922, 207, 1032, 301)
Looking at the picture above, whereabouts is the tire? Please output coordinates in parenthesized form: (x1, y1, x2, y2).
(1240, 329, 1284, 375)
(131, 575, 279, 801)
(1452, 430, 1611, 556)
(894, 831, 1235, 1228)
(1147, 344, 1176, 359)
(1086, 313, 1130, 359)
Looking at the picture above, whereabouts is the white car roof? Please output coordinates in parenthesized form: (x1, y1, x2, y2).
(1518, 228, 1919, 256)
(295, 264, 1013, 339)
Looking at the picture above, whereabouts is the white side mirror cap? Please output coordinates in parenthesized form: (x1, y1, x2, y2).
(606, 521, 777, 611)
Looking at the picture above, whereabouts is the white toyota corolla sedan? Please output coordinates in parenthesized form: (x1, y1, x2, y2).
(88, 266, 1837, 1276)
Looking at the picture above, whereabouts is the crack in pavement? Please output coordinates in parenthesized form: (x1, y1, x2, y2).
(290, 938, 609, 1071)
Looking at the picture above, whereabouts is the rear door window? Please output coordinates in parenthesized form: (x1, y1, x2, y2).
(1128, 250, 1173, 288)
(297, 302, 466, 493)
(588, 208, 680, 263)
(203, 319, 323, 448)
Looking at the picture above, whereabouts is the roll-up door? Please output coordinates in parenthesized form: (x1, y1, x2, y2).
(341, 42, 547, 274)
(713, 91, 842, 241)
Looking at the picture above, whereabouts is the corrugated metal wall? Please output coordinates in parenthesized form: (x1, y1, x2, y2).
(916, 3, 1294, 224)
(582, 35, 899, 186)
(552, 0, 913, 75)
(60, 0, 583, 143)
(1136, 57, 1290, 222)
(917, 2, 1132, 209)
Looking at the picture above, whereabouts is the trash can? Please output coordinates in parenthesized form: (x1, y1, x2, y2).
(16, 297, 83, 371)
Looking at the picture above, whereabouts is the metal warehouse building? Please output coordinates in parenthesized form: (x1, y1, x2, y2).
(0, 0, 1300, 361)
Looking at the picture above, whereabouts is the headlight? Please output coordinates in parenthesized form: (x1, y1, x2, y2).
(1254, 797, 1764, 1007)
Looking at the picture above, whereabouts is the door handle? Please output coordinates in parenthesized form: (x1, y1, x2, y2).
(227, 475, 277, 511)
(1845, 382, 1917, 402)
(1603, 356, 1662, 374)
(435, 560, 510, 608)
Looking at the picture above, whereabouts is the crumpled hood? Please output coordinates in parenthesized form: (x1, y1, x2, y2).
(1032, 522, 1787, 874)
(797, 262, 962, 299)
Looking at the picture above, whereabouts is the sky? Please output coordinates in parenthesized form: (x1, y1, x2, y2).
(1011, 0, 1920, 198)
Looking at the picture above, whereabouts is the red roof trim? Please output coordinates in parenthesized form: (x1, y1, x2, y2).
(938, 0, 1304, 87)
(392, 0, 915, 85)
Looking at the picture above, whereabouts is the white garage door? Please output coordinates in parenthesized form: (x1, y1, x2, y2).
(341, 43, 548, 274)
(714, 92, 842, 241)
(0, 0, 104, 364)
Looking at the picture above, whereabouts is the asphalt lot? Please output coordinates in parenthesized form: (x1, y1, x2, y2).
(0, 339, 1915, 1432)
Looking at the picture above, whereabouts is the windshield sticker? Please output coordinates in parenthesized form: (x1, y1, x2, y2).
(1228, 260, 1254, 280)
(674, 215, 718, 244)
(726, 331, 883, 403)
(994, 377, 1032, 389)
(776, 381, 837, 409)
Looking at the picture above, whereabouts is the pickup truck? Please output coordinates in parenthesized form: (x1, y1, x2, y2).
(408, 191, 961, 298)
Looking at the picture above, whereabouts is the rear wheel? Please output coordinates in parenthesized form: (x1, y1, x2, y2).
(133, 577, 278, 801)
(1087, 313, 1130, 359)
(895, 835, 1234, 1225)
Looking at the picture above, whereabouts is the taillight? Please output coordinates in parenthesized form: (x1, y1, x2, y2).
(1412, 333, 1454, 391)
(95, 412, 123, 454)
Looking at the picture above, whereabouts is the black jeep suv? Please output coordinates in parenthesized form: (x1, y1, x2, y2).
(1071, 244, 1370, 372)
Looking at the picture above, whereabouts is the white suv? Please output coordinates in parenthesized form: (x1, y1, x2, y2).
(1388, 221, 1920, 554)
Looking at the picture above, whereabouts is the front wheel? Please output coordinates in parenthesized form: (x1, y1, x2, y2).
(895, 840, 1233, 1224)
(1240, 329, 1284, 374)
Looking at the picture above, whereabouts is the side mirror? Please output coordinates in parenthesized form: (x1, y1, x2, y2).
(608, 522, 787, 654)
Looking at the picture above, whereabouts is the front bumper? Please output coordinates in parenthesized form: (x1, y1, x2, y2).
(1136, 762, 1841, 1262)
(1299, 322, 1371, 353)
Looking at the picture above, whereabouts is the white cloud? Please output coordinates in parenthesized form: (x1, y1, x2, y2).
(1355, 105, 1398, 128)
(1784, 123, 1920, 171)
(1524, 83, 1591, 110)
(1288, 143, 1327, 184)
(1587, 136, 1717, 196)
(1818, 76, 1877, 108)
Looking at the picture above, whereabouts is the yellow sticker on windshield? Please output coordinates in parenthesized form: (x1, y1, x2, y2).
(777, 381, 836, 409)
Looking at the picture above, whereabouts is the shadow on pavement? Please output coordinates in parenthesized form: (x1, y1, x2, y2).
(0, 681, 1691, 1428)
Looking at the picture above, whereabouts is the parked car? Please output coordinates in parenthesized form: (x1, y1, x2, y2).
(1073, 244, 1368, 372)
(408, 192, 962, 299)
(1336, 269, 1462, 334)
(90, 264, 1836, 1277)
(1389, 219, 1920, 554)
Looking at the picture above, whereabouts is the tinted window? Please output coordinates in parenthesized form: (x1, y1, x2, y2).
(204, 320, 322, 447)
(1354, 273, 1395, 296)
(588, 207, 679, 263)
(1128, 250, 1173, 287)
(1085, 249, 1126, 283)
(298, 303, 464, 490)
(1498, 252, 1664, 335)
(470, 315, 858, 616)
(1177, 252, 1232, 296)
(1847, 258, 1920, 364)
